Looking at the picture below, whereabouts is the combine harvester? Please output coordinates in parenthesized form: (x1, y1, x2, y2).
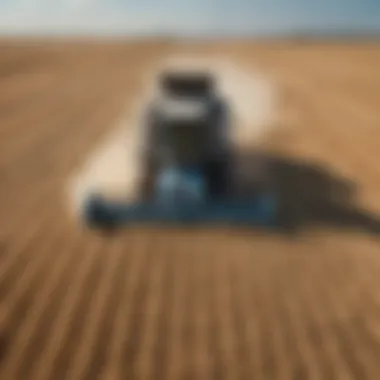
(83, 68, 278, 230)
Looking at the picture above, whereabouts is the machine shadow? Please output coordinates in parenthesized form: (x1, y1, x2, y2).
(235, 152, 380, 235)
(96, 151, 380, 237)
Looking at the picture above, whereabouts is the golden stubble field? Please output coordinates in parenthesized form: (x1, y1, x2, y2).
(0, 39, 380, 380)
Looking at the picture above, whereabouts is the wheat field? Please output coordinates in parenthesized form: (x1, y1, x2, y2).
(0, 39, 380, 380)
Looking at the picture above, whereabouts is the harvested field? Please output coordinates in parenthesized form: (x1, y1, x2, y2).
(1, 39, 380, 380)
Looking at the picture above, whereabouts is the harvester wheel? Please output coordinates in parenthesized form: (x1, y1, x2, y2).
(204, 155, 230, 198)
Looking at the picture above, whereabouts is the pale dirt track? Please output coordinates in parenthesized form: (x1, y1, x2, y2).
(1, 40, 380, 380)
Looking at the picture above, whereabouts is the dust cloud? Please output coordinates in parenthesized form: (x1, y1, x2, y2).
(67, 55, 278, 220)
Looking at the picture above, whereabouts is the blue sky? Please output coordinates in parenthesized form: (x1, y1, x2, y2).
(0, 0, 379, 36)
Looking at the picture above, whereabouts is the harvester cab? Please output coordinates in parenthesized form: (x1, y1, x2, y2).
(142, 69, 231, 197)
